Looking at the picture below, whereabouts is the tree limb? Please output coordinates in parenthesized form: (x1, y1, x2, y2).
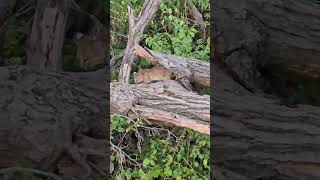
(111, 81, 209, 134)
(133, 44, 210, 89)
(118, 0, 160, 84)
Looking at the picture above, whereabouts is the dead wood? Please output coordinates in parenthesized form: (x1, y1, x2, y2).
(111, 80, 209, 134)
(27, 0, 68, 72)
(212, 1, 320, 179)
(0, 66, 107, 179)
(118, 0, 160, 84)
(213, 65, 320, 179)
(187, 0, 206, 40)
(212, 0, 320, 93)
(133, 44, 210, 90)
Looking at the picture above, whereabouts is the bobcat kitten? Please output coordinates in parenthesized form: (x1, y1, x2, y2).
(133, 66, 171, 84)
(76, 31, 108, 71)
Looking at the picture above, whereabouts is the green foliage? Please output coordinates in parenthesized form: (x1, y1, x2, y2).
(192, 0, 210, 14)
(62, 40, 82, 71)
(111, 0, 143, 49)
(111, 67, 119, 81)
(111, 0, 210, 61)
(0, 17, 30, 65)
(111, 115, 210, 179)
(267, 64, 320, 106)
(143, 0, 210, 61)
(136, 130, 210, 179)
(195, 83, 211, 95)
(290, 78, 320, 106)
(111, 115, 130, 133)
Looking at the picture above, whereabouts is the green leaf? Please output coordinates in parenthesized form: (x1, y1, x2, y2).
(143, 158, 151, 167)
(203, 159, 208, 166)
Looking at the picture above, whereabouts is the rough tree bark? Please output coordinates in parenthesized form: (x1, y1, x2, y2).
(213, 0, 320, 93)
(133, 44, 210, 90)
(0, 0, 110, 179)
(212, 0, 320, 179)
(0, 66, 107, 179)
(27, 0, 69, 72)
(111, 81, 210, 134)
(118, 0, 160, 84)
(212, 65, 320, 180)
(188, 0, 206, 40)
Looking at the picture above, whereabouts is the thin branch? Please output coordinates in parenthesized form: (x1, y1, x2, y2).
(111, 142, 142, 168)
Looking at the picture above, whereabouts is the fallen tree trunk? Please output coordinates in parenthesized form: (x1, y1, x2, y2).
(212, 0, 320, 93)
(212, 65, 320, 180)
(133, 44, 210, 89)
(111, 80, 210, 134)
(212, 0, 320, 179)
(0, 66, 107, 179)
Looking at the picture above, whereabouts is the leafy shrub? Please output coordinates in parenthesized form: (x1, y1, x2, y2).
(144, 0, 210, 61)
(0, 17, 30, 65)
(111, 0, 210, 61)
(111, 115, 210, 179)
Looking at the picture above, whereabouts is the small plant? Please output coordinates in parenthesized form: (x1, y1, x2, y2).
(110, 115, 210, 179)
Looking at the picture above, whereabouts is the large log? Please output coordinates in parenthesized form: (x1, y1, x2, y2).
(213, 64, 320, 180)
(212, 0, 320, 94)
(0, 66, 107, 179)
(212, 0, 320, 176)
(111, 80, 210, 134)
(133, 44, 210, 90)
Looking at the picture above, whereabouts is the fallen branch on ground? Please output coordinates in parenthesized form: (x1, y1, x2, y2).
(111, 80, 210, 134)
(133, 44, 210, 89)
